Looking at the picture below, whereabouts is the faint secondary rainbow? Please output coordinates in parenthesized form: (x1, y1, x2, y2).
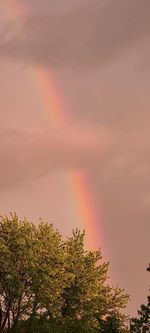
(3, 0, 103, 250)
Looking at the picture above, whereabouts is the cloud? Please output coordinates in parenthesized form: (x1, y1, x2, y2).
(0, 0, 150, 317)
(0, 123, 113, 189)
(0, 0, 150, 68)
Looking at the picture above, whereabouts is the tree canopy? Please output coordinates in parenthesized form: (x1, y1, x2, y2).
(0, 214, 129, 333)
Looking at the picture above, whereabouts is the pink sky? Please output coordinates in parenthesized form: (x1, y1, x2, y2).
(0, 0, 150, 316)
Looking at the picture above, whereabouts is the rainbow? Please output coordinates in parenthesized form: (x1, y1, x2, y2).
(2, 0, 103, 250)
(34, 68, 67, 128)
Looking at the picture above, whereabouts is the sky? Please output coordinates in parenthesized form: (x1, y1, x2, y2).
(0, 0, 150, 316)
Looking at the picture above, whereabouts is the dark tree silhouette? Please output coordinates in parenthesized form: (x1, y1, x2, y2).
(130, 265, 150, 333)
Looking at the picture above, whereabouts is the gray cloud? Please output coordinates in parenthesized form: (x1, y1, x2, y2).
(1, 0, 150, 68)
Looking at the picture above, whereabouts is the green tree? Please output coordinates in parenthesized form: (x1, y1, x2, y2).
(0, 214, 67, 332)
(59, 229, 129, 332)
(27, 222, 68, 329)
(130, 265, 150, 333)
(0, 214, 36, 332)
(0, 214, 129, 333)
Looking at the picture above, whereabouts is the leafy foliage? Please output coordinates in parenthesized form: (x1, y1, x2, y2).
(0, 214, 129, 333)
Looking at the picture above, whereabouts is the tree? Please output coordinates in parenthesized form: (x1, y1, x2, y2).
(147, 264, 150, 273)
(0, 214, 37, 332)
(97, 313, 128, 333)
(0, 214, 67, 332)
(59, 229, 129, 332)
(130, 265, 150, 333)
(0, 214, 129, 333)
(27, 222, 68, 330)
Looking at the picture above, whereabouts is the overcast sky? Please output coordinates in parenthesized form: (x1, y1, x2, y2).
(0, 0, 150, 316)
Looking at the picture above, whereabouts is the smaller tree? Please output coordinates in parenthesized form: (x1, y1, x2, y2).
(98, 313, 128, 333)
(147, 264, 150, 273)
(130, 265, 150, 333)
